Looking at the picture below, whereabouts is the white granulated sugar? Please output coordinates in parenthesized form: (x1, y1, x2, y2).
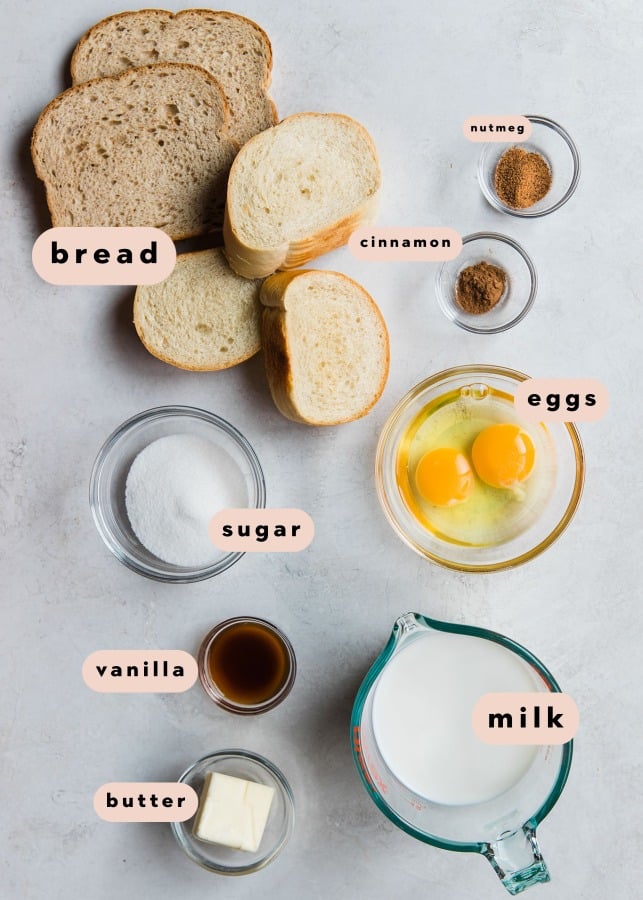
(125, 433, 248, 567)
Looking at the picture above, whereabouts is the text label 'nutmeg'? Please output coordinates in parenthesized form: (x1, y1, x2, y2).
(463, 116, 532, 142)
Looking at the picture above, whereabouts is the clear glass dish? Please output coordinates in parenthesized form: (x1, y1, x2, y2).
(171, 750, 295, 875)
(375, 366, 584, 572)
(436, 233, 537, 334)
(198, 617, 297, 715)
(478, 116, 580, 217)
(89, 405, 266, 582)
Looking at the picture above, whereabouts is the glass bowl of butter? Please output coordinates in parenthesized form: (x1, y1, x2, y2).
(171, 749, 295, 875)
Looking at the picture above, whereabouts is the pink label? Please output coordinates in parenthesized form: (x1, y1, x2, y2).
(349, 227, 461, 261)
(94, 783, 198, 822)
(32, 227, 176, 285)
(209, 508, 314, 552)
(472, 693, 579, 745)
(514, 379, 608, 421)
(82, 650, 197, 693)
(463, 116, 532, 141)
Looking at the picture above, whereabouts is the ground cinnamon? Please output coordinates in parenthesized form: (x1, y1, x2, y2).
(494, 147, 552, 209)
(455, 261, 507, 315)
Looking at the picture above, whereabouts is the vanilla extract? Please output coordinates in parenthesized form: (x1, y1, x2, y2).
(198, 617, 296, 713)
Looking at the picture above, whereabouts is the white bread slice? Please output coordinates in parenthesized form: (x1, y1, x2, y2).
(260, 270, 389, 425)
(134, 248, 263, 370)
(224, 113, 381, 278)
(31, 63, 237, 239)
(71, 9, 277, 147)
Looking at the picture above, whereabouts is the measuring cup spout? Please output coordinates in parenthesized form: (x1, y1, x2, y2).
(483, 825, 550, 895)
(394, 612, 423, 636)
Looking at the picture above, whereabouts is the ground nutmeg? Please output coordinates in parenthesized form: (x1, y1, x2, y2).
(494, 146, 552, 209)
(455, 261, 507, 315)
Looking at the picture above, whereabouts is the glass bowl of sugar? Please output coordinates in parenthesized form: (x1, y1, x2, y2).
(90, 406, 266, 582)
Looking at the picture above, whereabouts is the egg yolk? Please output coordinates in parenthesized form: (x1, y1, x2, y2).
(471, 423, 535, 489)
(414, 448, 474, 507)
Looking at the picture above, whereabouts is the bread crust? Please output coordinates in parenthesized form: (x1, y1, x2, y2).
(31, 63, 236, 240)
(224, 113, 381, 278)
(133, 334, 259, 372)
(260, 269, 390, 426)
(70, 9, 277, 146)
(262, 307, 297, 416)
(71, 9, 274, 84)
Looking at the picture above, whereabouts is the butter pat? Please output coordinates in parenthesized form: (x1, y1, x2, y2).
(193, 772, 275, 852)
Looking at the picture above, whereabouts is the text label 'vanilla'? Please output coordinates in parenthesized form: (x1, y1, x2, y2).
(82, 650, 197, 693)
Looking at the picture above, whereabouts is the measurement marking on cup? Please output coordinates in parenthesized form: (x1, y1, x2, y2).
(353, 728, 388, 795)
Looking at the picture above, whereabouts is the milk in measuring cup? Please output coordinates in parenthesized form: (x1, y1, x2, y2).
(372, 631, 540, 806)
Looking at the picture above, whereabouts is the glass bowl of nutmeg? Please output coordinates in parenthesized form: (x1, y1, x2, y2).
(436, 232, 537, 333)
(478, 115, 580, 217)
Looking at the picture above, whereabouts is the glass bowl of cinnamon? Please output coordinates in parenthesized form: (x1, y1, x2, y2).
(435, 232, 537, 333)
(478, 116, 580, 217)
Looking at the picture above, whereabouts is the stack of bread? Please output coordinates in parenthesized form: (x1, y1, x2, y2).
(31, 8, 389, 426)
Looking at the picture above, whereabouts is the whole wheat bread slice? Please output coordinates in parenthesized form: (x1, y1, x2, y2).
(71, 9, 277, 147)
(261, 270, 389, 425)
(134, 248, 263, 370)
(31, 63, 237, 239)
(224, 113, 381, 278)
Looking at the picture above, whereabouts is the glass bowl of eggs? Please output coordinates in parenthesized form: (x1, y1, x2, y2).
(375, 366, 584, 572)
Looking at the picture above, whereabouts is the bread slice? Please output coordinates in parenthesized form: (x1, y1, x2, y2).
(31, 63, 237, 239)
(224, 113, 381, 278)
(134, 248, 263, 370)
(260, 270, 389, 425)
(71, 9, 277, 147)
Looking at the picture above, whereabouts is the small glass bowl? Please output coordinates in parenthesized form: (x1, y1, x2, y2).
(198, 617, 297, 715)
(478, 115, 580, 217)
(171, 750, 295, 875)
(89, 406, 266, 582)
(375, 365, 584, 573)
(436, 232, 536, 333)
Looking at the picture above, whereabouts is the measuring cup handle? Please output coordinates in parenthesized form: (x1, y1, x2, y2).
(483, 825, 550, 895)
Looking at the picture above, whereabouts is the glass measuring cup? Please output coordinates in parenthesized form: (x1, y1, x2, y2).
(351, 613, 572, 894)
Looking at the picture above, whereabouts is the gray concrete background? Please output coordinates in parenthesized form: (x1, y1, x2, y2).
(2, 1, 642, 897)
